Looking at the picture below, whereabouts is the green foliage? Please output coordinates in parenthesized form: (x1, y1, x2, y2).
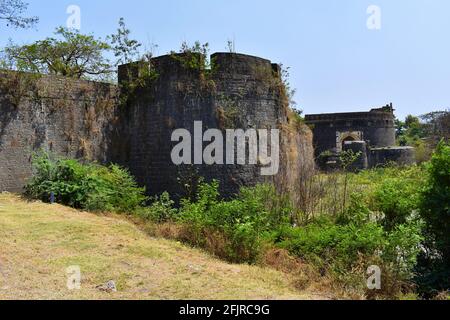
(279, 64, 297, 109)
(4, 27, 111, 79)
(372, 172, 422, 231)
(113, 18, 159, 104)
(109, 17, 142, 66)
(22, 152, 429, 297)
(118, 57, 159, 105)
(384, 217, 424, 277)
(396, 115, 431, 163)
(138, 192, 177, 223)
(25, 152, 147, 213)
(274, 220, 386, 271)
(350, 166, 425, 278)
(395, 112, 450, 163)
(274, 205, 423, 283)
(175, 182, 291, 263)
(339, 149, 362, 171)
(142, 168, 425, 291)
(171, 41, 213, 73)
(288, 108, 305, 130)
(271, 165, 425, 291)
(417, 142, 450, 293)
(396, 115, 426, 146)
(0, 0, 39, 29)
(421, 142, 450, 258)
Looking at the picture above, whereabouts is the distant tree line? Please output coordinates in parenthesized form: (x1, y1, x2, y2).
(395, 111, 450, 162)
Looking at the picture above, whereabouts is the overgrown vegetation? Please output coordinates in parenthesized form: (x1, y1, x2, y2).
(171, 41, 213, 73)
(3, 27, 112, 79)
(25, 152, 147, 213)
(143, 167, 425, 298)
(0, 18, 147, 82)
(415, 142, 450, 297)
(25, 143, 449, 299)
(395, 111, 450, 163)
(4, 13, 447, 298)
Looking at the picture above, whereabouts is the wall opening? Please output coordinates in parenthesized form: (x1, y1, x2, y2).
(342, 136, 355, 149)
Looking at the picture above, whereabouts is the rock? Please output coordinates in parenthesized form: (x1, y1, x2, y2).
(96, 280, 117, 293)
(187, 264, 202, 274)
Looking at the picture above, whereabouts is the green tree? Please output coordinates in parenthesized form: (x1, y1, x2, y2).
(109, 17, 142, 66)
(4, 27, 111, 79)
(397, 114, 426, 146)
(419, 142, 450, 291)
(0, 0, 38, 29)
(421, 111, 450, 145)
(394, 118, 406, 139)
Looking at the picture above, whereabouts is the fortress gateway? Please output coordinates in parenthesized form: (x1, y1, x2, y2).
(305, 104, 416, 170)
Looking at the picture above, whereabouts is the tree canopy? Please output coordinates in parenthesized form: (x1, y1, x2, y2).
(1, 18, 147, 81)
(4, 27, 112, 79)
(0, 0, 38, 28)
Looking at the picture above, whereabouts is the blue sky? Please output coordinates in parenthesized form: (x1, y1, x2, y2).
(1, 0, 449, 119)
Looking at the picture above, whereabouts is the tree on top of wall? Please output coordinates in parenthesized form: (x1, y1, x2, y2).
(1, 18, 149, 82)
(109, 17, 142, 66)
(0, 0, 38, 29)
(3, 27, 112, 79)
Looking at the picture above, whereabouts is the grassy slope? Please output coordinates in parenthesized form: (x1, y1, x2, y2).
(0, 193, 322, 300)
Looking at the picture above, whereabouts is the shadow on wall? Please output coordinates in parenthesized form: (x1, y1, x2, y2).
(0, 98, 19, 149)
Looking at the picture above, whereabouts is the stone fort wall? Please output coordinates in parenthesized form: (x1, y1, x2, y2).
(305, 105, 396, 157)
(0, 52, 315, 198)
(0, 72, 119, 192)
(305, 105, 416, 170)
(118, 53, 314, 198)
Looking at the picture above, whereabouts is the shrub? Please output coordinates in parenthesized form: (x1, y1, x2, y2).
(272, 215, 423, 295)
(175, 181, 291, 263)
(417, 141, 450, 294)
(138, 192, 177, 223)
(25, 152, 147, 213)
(270, 172, 425, 298)
(372, 173, 422, 231)
(273, 219, 386, 272)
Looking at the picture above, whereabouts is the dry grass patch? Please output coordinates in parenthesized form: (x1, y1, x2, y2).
(0, 193, 324, 300)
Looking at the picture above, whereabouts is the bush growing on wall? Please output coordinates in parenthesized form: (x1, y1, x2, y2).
(25, 152, 147, 213)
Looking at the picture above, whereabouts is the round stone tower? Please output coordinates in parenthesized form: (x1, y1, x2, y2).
(118, 52, 314, 199)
